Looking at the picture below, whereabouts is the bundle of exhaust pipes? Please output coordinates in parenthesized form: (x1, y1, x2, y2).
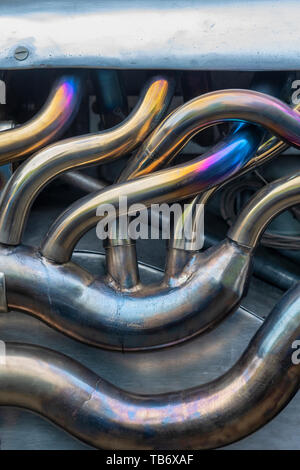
(0, 4, 300, 450)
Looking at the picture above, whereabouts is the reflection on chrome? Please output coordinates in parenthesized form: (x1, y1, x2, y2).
(0, 76, 299, 449)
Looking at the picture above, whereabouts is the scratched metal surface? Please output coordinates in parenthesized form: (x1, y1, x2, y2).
(1, 0, 300, 71)
(0, 250, 299, 450)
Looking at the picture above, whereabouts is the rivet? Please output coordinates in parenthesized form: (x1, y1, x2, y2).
(14, 46, 29, 61)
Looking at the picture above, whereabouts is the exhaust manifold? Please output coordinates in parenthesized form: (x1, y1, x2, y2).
(0, 76, 299, 448)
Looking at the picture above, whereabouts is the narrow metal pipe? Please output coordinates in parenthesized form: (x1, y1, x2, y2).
(228, 172, 300, 249)
(104, 76, 175, 288)
(40, 86, 300, 265)
(166, 128, 296, 266)
(62, 170, 107, 193)
(118, 88, 300, 180)
(0, 283, 300, 449)
(105, 242, 140, 290)
(40, 125, 263, 263)
(114, 77, 293, 278)
(0, 75, 174, 245)
(0, 75, 81, 164)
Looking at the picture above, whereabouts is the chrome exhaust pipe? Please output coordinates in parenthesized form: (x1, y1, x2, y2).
(0, 171, 298, 350)
(0, 75, 174, 245)
(0, 88, 299, 251)
(0, 282, 299, 449)
(0, 75, 82, 164)
(0, 78, 299, 450)
(38, 87, 300, 265)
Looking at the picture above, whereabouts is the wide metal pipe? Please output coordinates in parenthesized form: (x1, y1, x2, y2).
(0, 238, 252, 350)
(0, 172, 298, 351)
(0, 75, 174, 245)
(0, 75, 81, 164)
(0, 283, 299, 449)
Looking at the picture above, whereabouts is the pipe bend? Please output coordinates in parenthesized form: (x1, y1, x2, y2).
(0, 75, 174, 246)
(1, 172, 299, 351)
(1, 283, 300, 449)
(40, 124, 263, 264)
(119, 88, 300, 180)
(0, 75, 81, 164)
(0, 239, 252, 350)
(228, 171, 300, 249)
(41, 86, 300, 265)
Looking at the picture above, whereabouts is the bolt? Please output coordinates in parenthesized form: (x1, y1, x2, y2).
(14, 46, 29, 61)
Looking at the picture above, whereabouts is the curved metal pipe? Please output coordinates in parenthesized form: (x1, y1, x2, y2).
(0, 172, 297, 351)
(40, 125, 262, 263)
(228, 172, 300, 248)
(0, 75, 174, 245)
(1, 87, 299, 250)
(107, 72, 294, 278)
(0, 238, 252, 350)
(40, 86, 300, 264)
(118, 88, 300, 180)
(0, 282, 300, 449)
(0, 75, 81, 164)
(62, 170, 107, 193)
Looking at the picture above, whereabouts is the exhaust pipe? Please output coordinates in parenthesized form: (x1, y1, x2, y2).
(0, 75, 82, 164)
(0, 171, 298, 350)
(1, 88, 300, 252)
(0, 75, 174, 245)
(0, 282, 299, 449)
(38, 87, 300, 265)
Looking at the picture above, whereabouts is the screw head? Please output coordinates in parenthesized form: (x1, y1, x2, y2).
(14, 46, 29, 61)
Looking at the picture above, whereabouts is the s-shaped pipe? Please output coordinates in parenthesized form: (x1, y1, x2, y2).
(39, 88, 300, 264)
(0, 282, 300, 449)
(0, 171, 298, 351)
(1, 88, 300, 250)
(0, 75, 174, 245)
(0, 75, 82, 164)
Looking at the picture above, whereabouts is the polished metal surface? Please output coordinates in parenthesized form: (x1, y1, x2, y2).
(0, 69, 299, 450)
(0, 283, 299, 450)
(40, 125, 262, 264)
(0, 75, 174, 245)
(62, 170, 106, 193)
(39, 87, 300, 264)
(0, 272, 7, 313)
(0, 1, 300, 71)
(0, 239, 252, 350)
(118, 89, 300, 180)
(0, 75, 81, 164)
(228, 171, 300, 249)
(0, 252, 295, 450)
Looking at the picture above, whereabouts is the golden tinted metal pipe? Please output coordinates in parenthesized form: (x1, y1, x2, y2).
(0, 75, 81, 164)
(168, 130, 298, 256)
(118, 88, 300, 180)
(0, 283, 299, 449)
(0, 75, 174, 245)
(40, 88, 300, 264)
(39, 126, 262, 264)
(169, 110, 300, 254)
